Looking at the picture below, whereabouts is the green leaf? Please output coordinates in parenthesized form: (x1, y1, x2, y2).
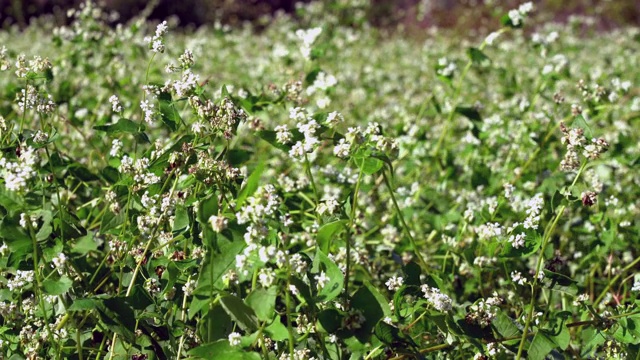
(68, 298, 99, 311)
(42, 275, 73, 295)
(467, 47, 491, 66)
(101, 166, 120, 184)
(245, 287, 277, 322)
(68, 163, 99, 181)
(0, 217, 32, 267)
(34, 209, 53, 241)
(351, 282, 388, 342)
(97, 297, 136, 342)
(374, 321, 419, 353)
(403, 261, 422, 286)
(188, 339, 261, 360)
(219, 295, 259, 332)
(190, 240, 246, 320)
(454, 106, 482, 122)
(374, 321, 401, 345)
(158, 92, 181, 131)
(125, 284, 154, 311)
(580, 329, 606, 357)
(236, 161, 265, 208)
(529, 330, 556, 360)
(0, 187, 23, 215)
(265, 316, 289, 341)
(613, 317, 640, 344)
(100, 210, 125, 234)
(197, 193, 219, 225)
(316, 219, 347, 253)
(318, 308, 342, 333)
(354, 156, 384, 175)
(93, 118, 141, 134)
(53, 210, 87, 240)
(542, 270, 578, 296)
(492, 312, 521, 343)
(172, 205, 190, 234)
(198, 304, 233, 343)
(311, 249, 344, 303)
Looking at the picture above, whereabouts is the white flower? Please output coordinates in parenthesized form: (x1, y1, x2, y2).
(485, 31, 501, 45)
(275, 125, 292, 144)
(209, 215, 228, 233)
(228, 332, 242, 346)
(421, 285, 453, 312)
(314, 271, 330, 290)
(385, 276, 404, 291)
(109, 95, 122, 113)
(508, 232, 526, 249)
(110, 139, 123, 157)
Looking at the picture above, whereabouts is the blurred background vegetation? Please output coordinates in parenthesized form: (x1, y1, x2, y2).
(1, 0, 638, 32)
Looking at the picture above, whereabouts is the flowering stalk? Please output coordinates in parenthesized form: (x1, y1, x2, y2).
(516, 160, 587, 359)
(344, 164, 364, 302)
(432, 27, 508, 158)
(382, 171, 427, 270)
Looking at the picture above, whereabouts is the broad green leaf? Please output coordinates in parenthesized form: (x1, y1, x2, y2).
(316, 219, 347, 253)
(467, 47, 491, 66)
(492, 311, 521, 343)
(318, 308, 342, 333)
(158, 92, 181, 131)
(194, 239, 244, 295)
(265, 316, 289, 341)
(71, 233, 98, 255)
(0, 187, 23, 215)
(34, 209, 53, 241)
(351, 282, 390, 342)
(93, 118, 141, 134)
(97, 297, 137, 342)
(197, 193, 219, 226)
(0, 217, 32, 267)
(68, 298, 99, 311)
(172, 204, 190, 234)
(198, 304, 233, 343)
(125, 284, 154, 311)
(245, 287, 277, 322)
(101, 166, 120, 184)
(613, 317, 640, 344)
(68, 163, 99, 181)
(311, 249, 344, 303)
(542, 270, 578, 296)
(100, 210, 125, 234)
(42, 275, 73, 295)
(219, 295, 259, 332)
(454, 106, 482, 122)
(354, 156, 383, 175)
(236, 161, 265, 208)
(529, 331, 556, 360)
(188, 339, 261, 360)
(580, 328, 606, 357)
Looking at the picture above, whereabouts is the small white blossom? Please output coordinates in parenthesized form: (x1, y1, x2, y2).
(228, 332, 242, 346)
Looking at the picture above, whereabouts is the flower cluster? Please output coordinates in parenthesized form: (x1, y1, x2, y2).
(144, 20, 169, 53)
(0, 145, 39, 192)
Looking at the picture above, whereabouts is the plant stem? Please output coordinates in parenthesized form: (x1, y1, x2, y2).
(382, 171, 428, 270)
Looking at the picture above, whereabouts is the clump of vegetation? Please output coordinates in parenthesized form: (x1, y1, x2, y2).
(0, 1, 638, 359)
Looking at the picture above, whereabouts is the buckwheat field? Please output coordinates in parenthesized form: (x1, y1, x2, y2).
(0, 1, 639, 359)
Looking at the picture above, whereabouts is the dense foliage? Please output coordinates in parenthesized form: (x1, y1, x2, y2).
(0, 1, 639, 359)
